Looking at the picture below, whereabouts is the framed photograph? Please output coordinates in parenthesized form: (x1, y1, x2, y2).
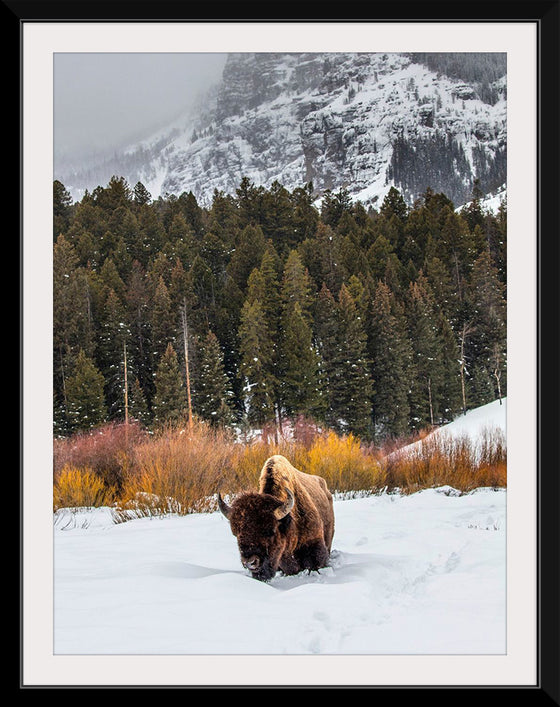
(18, 2, 559, 696)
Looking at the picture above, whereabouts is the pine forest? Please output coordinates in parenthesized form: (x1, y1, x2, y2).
(53, 175, 507, 444)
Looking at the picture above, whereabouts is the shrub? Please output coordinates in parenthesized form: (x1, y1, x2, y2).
(305, 432, 386, 494)
(53, 421, 145, 490)
(118, 419, 235, 516)
(53, 466, 116, 510)
(384, 426, 507, 493)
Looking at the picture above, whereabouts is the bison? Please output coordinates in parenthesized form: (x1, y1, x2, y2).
(218, 454, 335, 582)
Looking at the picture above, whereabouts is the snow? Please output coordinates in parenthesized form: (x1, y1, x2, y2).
(54, 487, 506, 656)
(58, 53, 506, 209)
(390, 398, 506, 461)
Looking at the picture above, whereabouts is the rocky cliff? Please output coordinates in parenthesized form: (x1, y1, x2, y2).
(59, 52, 507, 209)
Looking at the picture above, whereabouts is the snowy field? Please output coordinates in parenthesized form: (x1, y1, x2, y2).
(54, 401, 507, 656)
(54, 488, 506, 656)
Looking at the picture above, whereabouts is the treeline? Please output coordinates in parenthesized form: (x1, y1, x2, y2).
(53, 176, 506, 442)
(409, 52, 506, 105)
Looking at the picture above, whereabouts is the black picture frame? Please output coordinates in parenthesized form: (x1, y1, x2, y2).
(14, 1, 559, 699)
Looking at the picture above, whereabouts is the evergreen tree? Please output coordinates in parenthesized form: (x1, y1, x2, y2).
(152, 343, 186, 426)
(367, 234, 394, 281)
(128, 376, 150, 426)
(125, 260, 153, 405)
(313, 283, 340, 427)
(290, 182, 319, 242)
(368, 281, 412, 439)
(321, 188, 353, 228)
(299, 221, 344, 294)
(467, 248, 507, 405)
(226, 223, 267, 293)
(279, 300, 320, 419)
(53, 236, 95, 432)
(133, 181, 152, 206)
(166, 213, 197, 264)
(53, 180, 73, 239)
(178, 190, 205, 238)
(332, 284, 373, 438)
(435, 313, 463, 421)
(261, 180, 295, 256)
(238, 298, 277, 426)
(150, 276, 177, 363)
(405, 275, 445, 428)
(192, 330, 235, 426)
(96, 176, 132, 212)
(53, 176, 507, 439)
(96, 287, 130, 420)
(65, 349, 107, 431)
(236, 177, 265, 227)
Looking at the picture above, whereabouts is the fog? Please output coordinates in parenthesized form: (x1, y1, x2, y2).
(54, 53, 227, 166)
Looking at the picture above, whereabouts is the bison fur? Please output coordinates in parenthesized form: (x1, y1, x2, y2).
(218, 455, 335, 581)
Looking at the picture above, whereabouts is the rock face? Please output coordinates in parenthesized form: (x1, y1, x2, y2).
(61, 52, 507, 208)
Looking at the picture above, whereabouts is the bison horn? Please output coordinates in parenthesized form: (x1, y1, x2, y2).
(217, 492, 232, 519)
(274, 487, 294, 520)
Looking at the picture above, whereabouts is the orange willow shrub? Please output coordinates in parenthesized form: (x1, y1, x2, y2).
(385, 426, 507, 493)
(53, 465, 116, 510)
(118, 420, 235, 516)
(305, 432, 386, 494)
(53, 421, 146, 489)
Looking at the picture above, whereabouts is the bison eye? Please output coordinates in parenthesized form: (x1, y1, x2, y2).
(262, 527, 275, 537)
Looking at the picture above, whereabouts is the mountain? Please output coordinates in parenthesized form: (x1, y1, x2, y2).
(57, 52, 507, 209)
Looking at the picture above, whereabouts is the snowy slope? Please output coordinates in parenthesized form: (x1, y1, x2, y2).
(54, 487, 506, 656)
(58, 52, 506, 210)
(390, 398, 506, 461)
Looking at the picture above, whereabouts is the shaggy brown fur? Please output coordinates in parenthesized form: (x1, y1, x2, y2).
(218, 455, 334, 581)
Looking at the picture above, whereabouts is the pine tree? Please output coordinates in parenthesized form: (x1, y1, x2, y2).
(192, 330, 235, 426)
(128, 377, 150, 426)
(150, 276, 177, 363)
(405, 275, 445, 429)
(53, 236, 95, 432)
(261, 180, 295, 256)
(332, 284, 373, 438)
(436, 313, 463, 422)
(96, 287, 130, 420)
(53, 180, 73, 238)
(133, 181, 152, 206)
(152, 343, 186, 426)
(238, 298, 276, 426)
(368, 281, 413, 440)
(65, 349, 107, 431)
(467, 248, 507, 405)
(279, 301, 320, 419)
(366, 234, 394, 281)
(226, 223, 266, 293)
(299, 221, 344, 294)
(125, 260, 153, 406)
(313, 283, 340, 427)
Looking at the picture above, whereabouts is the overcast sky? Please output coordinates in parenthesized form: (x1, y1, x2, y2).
(54, 53, 228, 164)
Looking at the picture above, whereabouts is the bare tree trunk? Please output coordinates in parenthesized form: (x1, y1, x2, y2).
(459, 322, 475, 417)
(123, 342, 129, 445)
(123, 342, 129, 426)
(427, 376, 434, 426)
(493, 344, 503, 405)
(494, 368, 502, 404)
(459, 331, 467, 416)
(181, 299, 193, 434)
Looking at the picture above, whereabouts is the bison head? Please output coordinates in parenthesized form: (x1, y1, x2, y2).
(218, 489, 294, 581)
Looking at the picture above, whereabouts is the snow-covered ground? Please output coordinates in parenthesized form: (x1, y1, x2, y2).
(54, 493, 506, 656)
(390, 398, 506, 460)
(53, 399, 507, 656)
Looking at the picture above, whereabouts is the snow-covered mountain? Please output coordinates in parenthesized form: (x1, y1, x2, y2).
(57, 52, 507, 209)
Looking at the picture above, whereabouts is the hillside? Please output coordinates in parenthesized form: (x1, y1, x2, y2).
(57, 52, 506, 209)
